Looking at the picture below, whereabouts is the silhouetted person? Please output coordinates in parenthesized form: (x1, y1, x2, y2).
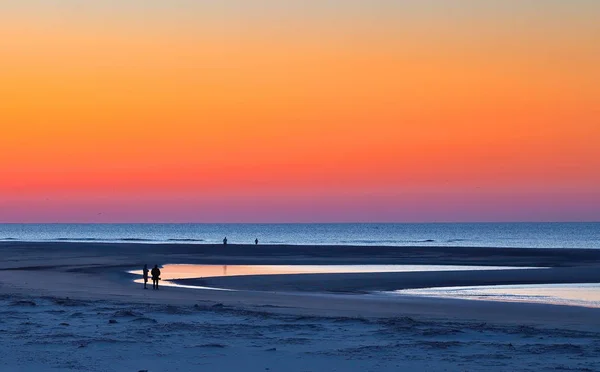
(151, 265, 161, 290)
(223, 237, 228, 246)
(255, 238, 258, 245)
(142, 264, 149, 289)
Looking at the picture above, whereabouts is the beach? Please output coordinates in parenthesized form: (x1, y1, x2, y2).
(2, 242, 600, 371)
(4, 0, 599, 370)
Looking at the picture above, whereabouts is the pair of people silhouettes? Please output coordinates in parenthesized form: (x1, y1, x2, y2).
(142, 264, 161, 290)
(222, 237, 259, 245)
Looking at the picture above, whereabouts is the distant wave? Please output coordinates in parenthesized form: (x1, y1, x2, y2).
(340, 239, 436, 244)
(6, 237, 203, 243)
(118, 238, 157, 242)
(55, 238, 101, 241)
(340, 240, 398, 244)
(52, 237, 158, 242)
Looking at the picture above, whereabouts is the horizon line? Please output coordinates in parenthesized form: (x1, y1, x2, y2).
(1, 221, 599, 225)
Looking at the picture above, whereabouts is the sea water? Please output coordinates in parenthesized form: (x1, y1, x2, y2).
(0, 222, 598, 248)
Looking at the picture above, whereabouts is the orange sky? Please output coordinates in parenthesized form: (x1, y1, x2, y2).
(1, 2, 599, 222)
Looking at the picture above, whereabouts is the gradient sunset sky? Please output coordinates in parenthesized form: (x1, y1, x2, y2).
(1, 1, 599, 223)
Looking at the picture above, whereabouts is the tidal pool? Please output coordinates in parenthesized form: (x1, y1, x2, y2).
(388, 283, 600, 308)
(129, 264, 540, 291)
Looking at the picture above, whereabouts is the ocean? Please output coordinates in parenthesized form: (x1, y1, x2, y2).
(0, 223, 598, 248)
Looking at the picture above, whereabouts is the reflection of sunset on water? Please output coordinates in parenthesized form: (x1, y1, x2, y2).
(130, 264, 540, 281)
(395, 284, 600, 309)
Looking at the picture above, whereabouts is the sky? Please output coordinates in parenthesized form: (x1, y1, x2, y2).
(1, 1, 599, 223)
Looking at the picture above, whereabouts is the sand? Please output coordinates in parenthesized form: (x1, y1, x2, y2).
(1, 241, 600, 371)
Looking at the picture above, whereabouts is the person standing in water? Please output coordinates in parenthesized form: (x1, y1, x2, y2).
(255, 238, 258, 245)
(223, 237, 228, 246)
(151, 265, 161, 290)
(142, 264, 149, 289)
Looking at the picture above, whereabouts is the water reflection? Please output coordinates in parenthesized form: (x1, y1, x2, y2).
(131, 264, 537, 280)
(129, 264, 540, 290)
(390, 284, 600, 308)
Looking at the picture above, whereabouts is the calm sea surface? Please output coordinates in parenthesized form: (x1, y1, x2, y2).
(0, 223, 598, 248)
